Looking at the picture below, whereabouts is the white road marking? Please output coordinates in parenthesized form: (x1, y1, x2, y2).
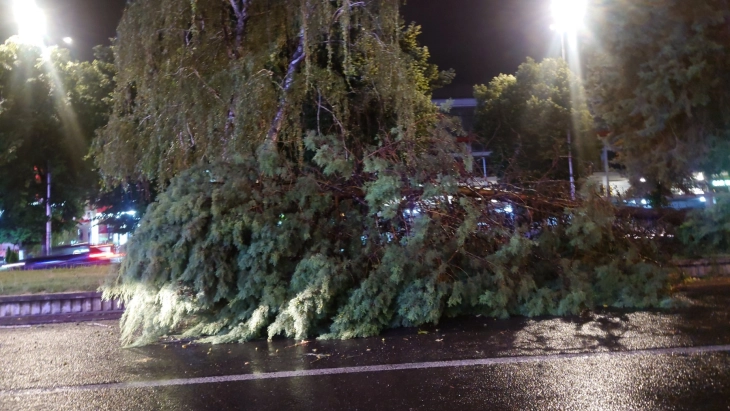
(2, 344, 730, 397)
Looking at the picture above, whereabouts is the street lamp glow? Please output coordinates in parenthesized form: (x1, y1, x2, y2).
(550, 0, 588, 33)
(62, 37, 73, 45)
(13, 0, 46, 47)
(550, 0, 587, 201)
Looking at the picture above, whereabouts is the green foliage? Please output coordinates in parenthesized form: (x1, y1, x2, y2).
(105, 163, 672, 346)
(400, 23, 455, 96)
(0, 41, 115, 246)
(679, 195, 730, 256)
(100, 0, 673, 346)
(474, 57, 599, 187)
(587, 0, 730, 193)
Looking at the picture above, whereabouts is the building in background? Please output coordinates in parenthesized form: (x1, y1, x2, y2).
(77, 207, 130, 247)
(433, 98, 495, 185)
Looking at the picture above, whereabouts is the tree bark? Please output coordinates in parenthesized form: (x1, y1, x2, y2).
(229, 0, 249, 52)
(264, 28, 306, 150)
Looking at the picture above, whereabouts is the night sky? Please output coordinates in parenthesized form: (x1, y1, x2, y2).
(403, 0, 561, 98)
(0, 0, 563, 98)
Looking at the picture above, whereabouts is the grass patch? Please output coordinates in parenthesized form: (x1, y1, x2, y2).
(0, 265, 113, 296)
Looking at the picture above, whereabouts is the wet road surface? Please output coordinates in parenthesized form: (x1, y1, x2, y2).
(1, 284, 729, 410)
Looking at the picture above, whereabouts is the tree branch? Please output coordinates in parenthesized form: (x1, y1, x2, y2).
(229, 0, 250, 53)
(264, 28, 306, 150)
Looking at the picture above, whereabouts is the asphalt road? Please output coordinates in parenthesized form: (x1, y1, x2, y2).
(1, 284, 730, 410)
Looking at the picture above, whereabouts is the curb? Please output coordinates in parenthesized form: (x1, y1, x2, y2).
(0, 292, 124, 326)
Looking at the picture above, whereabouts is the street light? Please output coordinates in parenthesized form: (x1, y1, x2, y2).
(551, 0, 587, 201)
(13, 0, 46, 47)
(551, 0, 587, 35)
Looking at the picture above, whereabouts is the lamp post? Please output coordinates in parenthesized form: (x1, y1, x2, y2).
(560, 32, 576, 201)
(551, 0, 587, 201)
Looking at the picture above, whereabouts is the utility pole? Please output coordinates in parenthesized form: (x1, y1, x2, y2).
(603, 144, 610, 197)
(45, 161, 51, 256)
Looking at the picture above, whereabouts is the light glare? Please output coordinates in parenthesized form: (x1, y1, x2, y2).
(13, 0, 46, 47)
(62, 37, 73, 45)
(551, 0, 587, 33)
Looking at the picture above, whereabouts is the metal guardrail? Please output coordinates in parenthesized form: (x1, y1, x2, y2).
(0, 292, 124, 326)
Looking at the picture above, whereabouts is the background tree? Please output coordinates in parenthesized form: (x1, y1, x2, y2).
(0, 41, 115, 248)
(473, 57, 598, 192)
(587, 0, 730, 194)
(67, 46, 152, 235)
(0, 41, 83, 247)
(65, 45, 116, 158)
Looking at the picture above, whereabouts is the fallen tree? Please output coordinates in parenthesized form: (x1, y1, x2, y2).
(98, 0, 674, 346)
